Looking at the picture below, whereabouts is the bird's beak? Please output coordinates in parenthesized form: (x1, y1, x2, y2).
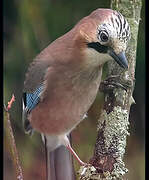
(108, 50, 128, 69)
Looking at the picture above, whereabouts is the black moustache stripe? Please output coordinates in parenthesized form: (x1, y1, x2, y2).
(87, 42, 108, 53)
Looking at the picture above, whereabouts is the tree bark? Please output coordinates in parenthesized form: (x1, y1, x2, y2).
(78, 0, 142, 179)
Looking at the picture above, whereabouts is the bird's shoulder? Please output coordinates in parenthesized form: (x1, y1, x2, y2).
(23, 57, 53, 93)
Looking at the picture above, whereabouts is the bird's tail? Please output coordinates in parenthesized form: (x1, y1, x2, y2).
(45, 134, 76, 180)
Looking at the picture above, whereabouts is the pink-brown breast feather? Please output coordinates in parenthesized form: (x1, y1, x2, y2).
(29, 63, 102, 135)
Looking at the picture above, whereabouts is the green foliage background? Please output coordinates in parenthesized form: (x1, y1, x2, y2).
(4, 0, 145, 179)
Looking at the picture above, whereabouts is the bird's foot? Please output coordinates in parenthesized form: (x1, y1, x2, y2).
(99, 75, 133, 93)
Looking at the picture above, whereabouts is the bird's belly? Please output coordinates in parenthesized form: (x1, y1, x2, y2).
(29, 70, 102, 135)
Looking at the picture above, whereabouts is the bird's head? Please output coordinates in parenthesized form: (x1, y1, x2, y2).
(77, 9, 131, 69)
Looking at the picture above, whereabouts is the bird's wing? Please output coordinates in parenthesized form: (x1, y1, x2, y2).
(23, 58, 76, 180)
(22, 59, 50, 134)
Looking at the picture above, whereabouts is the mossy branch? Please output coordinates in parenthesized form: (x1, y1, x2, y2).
(78, 0, 142, 179)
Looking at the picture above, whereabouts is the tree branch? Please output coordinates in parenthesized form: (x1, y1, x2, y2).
(78, 0, 142, 179)
(4, 95, 24, 180)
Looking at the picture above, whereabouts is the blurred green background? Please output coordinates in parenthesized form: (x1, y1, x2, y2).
(4, 0, 145, 179)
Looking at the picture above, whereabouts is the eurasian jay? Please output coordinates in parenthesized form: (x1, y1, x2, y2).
(22, 8, 130, 180)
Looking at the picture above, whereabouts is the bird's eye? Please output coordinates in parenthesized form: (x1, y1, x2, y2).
(99, 31, 109, 42)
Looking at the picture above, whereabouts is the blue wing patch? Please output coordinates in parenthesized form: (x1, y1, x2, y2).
(24, 85, 44, 112)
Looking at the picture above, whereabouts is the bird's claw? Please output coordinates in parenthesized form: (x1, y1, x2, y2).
(99, 75, 133, 93)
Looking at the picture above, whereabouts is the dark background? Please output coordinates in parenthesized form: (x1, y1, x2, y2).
(4, 0, 145, 179)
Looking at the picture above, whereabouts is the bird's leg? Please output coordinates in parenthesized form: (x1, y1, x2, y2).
(62, 135, 86, 166)
(66, 144, 86, 166)
(99, 74, 133, 93)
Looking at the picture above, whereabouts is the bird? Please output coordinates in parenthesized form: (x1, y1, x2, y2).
(22, 8, 130, 180)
